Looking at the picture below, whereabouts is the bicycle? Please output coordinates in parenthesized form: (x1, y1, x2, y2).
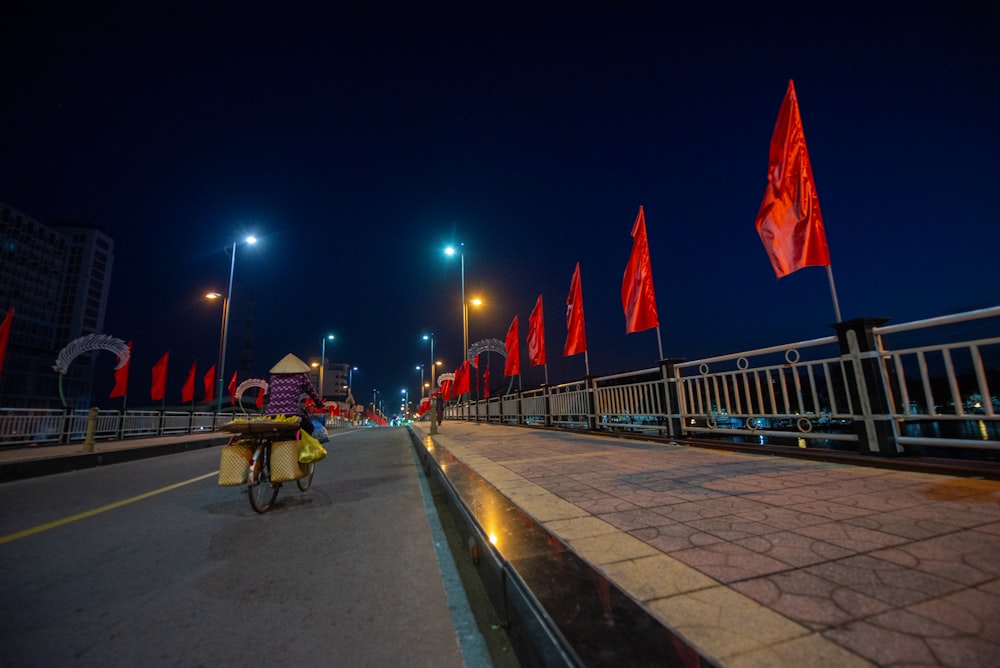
(219, 417, 317, 514)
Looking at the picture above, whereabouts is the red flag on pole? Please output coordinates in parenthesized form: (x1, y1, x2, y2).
(441, 379, 452, 401)
(474, 354, 480, 391)
(228, 370, 238, 405)
(151, 352, 169, 401)
(504, 315, 521, 377)
(483, 365, 490, 398)
(0, 307, 13, 382)
(622, 205, 660, 334)
(527, 295, 546, 366)
(563, 263, 587, 357)
(755, 79, 831, 278)
(453, 360, 471, 395)
(109, 341, 132, 398)
(256, 386, 266, 409)
(202, 364, 215, 404)
(182, 361, 196, 403)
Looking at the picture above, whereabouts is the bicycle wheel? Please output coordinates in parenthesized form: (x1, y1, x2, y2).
(296, 462, 315, 491)
(248, 446, 280, 513)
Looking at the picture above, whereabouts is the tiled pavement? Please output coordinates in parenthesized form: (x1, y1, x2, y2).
(410, 421, 1000, 667)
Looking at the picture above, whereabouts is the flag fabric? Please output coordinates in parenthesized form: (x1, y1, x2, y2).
(483, 365, 490, 398)
(527, 295, 546, 366)
(151, 352, 169, 401)
(453, 360, 471, 395)
(474, 354, 480, 391)
(441, 379, 452, 401)
(564, 263, 587, 356)
(109, 341, 133, 398)
(504, 315, 521, 377)
(202, 364, 215, 404)
(228, 370, 238, 405)
(622, 205, 660, 334)
(182, 361, 196, 403)
(755, 79, 831, 278)
(256, 386, 265, 409)
(0, 307, 13, 382)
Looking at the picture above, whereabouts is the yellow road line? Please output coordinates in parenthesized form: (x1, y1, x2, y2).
(0, 471, 219, 545)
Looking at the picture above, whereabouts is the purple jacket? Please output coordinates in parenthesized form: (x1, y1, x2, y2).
(265, 373, 324, 416)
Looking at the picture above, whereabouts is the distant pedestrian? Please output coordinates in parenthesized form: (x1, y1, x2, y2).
(435, 393, 444, 424)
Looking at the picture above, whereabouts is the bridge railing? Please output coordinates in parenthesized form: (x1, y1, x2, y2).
(442, 306, 1000, 459)
(0, 408, 349, 448)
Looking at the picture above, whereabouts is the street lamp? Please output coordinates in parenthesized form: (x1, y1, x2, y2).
(349, 366, 357, 393)
(422, 333, 435, 395)
(319, 334, 335, 397)
(444, 244, 467, 361)
(401, 388, 408, 419)
(416, 364, 424, 395)
(211, 234, 257, 413)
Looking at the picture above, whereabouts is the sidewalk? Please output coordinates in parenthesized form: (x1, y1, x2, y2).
(0, 431, 228, 483)
(410, 421, 1000, 667)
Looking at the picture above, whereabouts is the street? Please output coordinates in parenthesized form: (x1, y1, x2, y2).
(0, 427, 472, 667)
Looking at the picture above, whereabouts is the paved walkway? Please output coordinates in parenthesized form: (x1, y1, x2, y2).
(411, 421, 1000, 667)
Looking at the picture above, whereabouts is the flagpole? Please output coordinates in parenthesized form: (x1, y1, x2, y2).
(826, 266, 843, 322)
(655, 326, 664, 361)
(584, 350, 590, 377)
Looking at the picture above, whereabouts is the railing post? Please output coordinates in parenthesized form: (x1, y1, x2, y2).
(543, 384, 552, 427)
(516, 389, 523, 425)
(586, 375, 598, 431)
(658, 358, 686, 439)
(81, 406, 98, 453)
(831, 318, 900, 456)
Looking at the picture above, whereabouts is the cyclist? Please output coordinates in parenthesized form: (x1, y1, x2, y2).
(264, 353, 326, 434)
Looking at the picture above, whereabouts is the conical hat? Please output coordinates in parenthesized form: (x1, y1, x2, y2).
(270, 353, 310, 374)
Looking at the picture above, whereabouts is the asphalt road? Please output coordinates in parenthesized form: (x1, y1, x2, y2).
(0, 426, 480, 667)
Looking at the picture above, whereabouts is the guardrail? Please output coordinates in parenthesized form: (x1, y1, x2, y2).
(445, 306, 1000, 459)
(0, 409, 355, 448)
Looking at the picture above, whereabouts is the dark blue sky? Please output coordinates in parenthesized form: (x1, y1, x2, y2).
(2, 1, 998, 408)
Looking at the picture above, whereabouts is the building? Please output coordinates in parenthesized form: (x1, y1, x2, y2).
(0, 202, 114, 409)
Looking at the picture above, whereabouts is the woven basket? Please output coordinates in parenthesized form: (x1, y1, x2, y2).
(218, 441, 254, 486)
(270, 440, 307, 482)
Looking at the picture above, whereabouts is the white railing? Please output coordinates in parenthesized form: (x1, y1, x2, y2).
(0, 408, 350, 448)
(442, 306, 1000, 459)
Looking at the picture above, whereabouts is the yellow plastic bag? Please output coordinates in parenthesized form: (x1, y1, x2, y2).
(298, 429, 328, 464)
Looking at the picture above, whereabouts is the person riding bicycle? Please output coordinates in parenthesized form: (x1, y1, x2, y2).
(264, 353, 325, 435)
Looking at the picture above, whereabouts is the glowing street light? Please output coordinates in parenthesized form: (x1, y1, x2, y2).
(209, 234, 257, 412)
(422, 333, 435, 396)
(444, 244, 468, 361)
(319, 334, 335, 397)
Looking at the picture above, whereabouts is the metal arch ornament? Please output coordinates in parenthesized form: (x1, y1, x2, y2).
(466, 337, 515, 395)
(437, 372, 455, 387)
(53, 334, 130, 407)
(235, 378, 269, 413)
(467, 338, 506, 362)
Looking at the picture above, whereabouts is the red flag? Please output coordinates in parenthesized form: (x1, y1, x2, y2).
(622, 206, 660, 334)
(563, 263, 587, 357)
(483, 365, 490, 398)
(441, 379, 452, 401)
(755, 79, 831, 278)
(504, 315, 521, 377)
(256, 386, 265, 409)
(182, 361, 196, 403)
(474, 354, 480, 391)
(227, 370, 238, 405)
(527, 295, 546, 366)
(453, 360, 471, 395)
(202, 364, 215, 404)
(151, 352, 169, 401)
(109, 341, 133, 398)
(0, 307, 13, 382)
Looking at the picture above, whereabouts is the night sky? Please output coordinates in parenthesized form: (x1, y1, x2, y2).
(2, 1, 998, 410)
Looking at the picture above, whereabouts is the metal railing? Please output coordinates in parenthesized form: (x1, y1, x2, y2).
(0, 408, 355, 448)
(443, 306, 1000, 459)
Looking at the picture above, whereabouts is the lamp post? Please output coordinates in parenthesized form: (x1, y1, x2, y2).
(444, 244, 467, 362)
(349, 366, 357, 393)
(319, 334, 334, 398)
(212, 235, 256, 413)
(416, 364, 424, 395)
(422, 333, 435, 395)
(401, 388, 408, 419)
